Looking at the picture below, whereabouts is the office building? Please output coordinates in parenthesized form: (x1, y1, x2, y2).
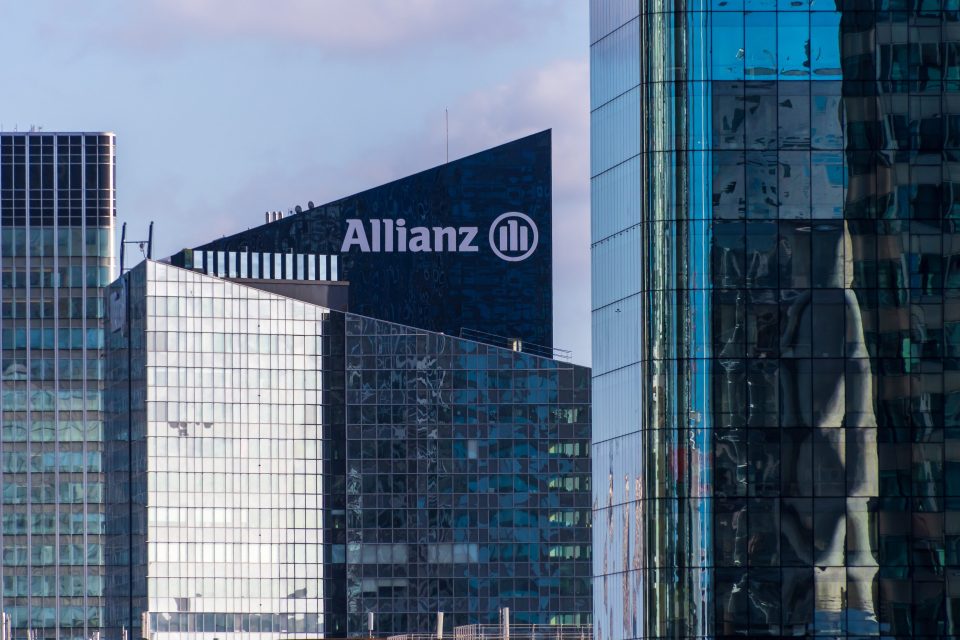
(173, 130, 554, 350)
(592, 2, 960, 638)
(104, 260, 591, 638)
(0, 132, 116, 639)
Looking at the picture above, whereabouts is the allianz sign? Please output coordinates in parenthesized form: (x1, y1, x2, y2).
(340, 212, 538, 263)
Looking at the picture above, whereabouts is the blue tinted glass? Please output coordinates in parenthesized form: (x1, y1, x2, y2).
(778, 11, 810, 77)
(713, 12, 745, 79)
(745, 12, 777, 77)
(811, 11, 841, 78)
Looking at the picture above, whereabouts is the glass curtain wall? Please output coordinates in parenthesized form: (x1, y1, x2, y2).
(592, 1, 960, 638)
(338, 316, 592, 635)
(106, 260, 592, 639)
(0, 133, 115, 640)
(592, 1, 711, 638)
(590, 4, 643, 639)
(105, 261, 326, 639)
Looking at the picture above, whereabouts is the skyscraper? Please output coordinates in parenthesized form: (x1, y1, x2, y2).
(178, 131, 554, 350)
(592, 2, 960, 638)
(1, 133, 116, 639)
(104, 260, 591, 638)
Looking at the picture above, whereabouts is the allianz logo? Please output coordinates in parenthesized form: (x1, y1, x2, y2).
(340, 212, 538, 263)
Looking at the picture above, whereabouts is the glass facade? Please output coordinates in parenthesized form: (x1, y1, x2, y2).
(0, 132, 116, 639)
(183, 131, 554, 350)
(106, 261, 591, 639)
(332, 312, 591, 635)
(105, 261, 325, 638)
(591, 1, 960, 638)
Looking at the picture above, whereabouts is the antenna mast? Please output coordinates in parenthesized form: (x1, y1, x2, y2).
(119, 221, 155, 274)
(445, 108, 449, 163)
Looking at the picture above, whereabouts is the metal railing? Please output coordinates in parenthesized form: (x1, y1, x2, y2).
(458, 328, 572, 361)
(453, 624, 591, 640)
(388, 624, 591, 640)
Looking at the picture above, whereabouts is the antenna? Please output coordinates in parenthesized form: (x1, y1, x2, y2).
(445, 108, 449, 163)
(119, 221, 155, 274)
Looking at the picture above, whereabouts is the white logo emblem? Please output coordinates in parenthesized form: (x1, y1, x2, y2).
(488, 212, 538, 262)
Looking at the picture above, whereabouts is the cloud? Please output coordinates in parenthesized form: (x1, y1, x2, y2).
(445, 59, 590, 202)
(102, 0, 567, 55)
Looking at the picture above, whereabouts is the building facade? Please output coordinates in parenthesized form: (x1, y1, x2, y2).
(592, 2, 960, 638)
(177, 131, 554, 351)
(105, 261, 591, 639)
(0, 133, 116, 639)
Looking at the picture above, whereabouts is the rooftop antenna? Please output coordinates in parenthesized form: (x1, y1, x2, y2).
(445, 108, 449, 163)
(120, 221, 154, 274)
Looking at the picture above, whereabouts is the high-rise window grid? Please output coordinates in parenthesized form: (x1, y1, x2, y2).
(105, 261, 591, 639)
(0, 132, 115, 640)
(592, 2, 960, 638)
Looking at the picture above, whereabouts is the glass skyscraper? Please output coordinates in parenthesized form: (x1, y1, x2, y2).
(1, 133, 116, 639)
(592, 1, 960, 638)
(105, 261, 591, 638)
(104, 261, 326, 639)
(181, 131, 554, 350)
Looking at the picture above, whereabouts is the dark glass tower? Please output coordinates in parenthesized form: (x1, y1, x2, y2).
(591, 2, 960, 638)
(185, 131, 554, 350)
(1, 133, 116, 639)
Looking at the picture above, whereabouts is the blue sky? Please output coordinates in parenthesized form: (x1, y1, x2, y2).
(1, 0, 591, 363)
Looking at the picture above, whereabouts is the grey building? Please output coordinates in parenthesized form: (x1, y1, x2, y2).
(105, 260, 591, 638)
(592, 1, 960, 639)
(0, 132, 116, 639)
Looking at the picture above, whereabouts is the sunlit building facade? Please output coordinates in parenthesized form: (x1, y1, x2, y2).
(0, 133, 116, 639)
(105, 261, 592, 638)
(592, 2, 960, 638)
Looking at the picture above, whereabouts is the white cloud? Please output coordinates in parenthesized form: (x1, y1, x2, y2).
(107, 0, 567, 55)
